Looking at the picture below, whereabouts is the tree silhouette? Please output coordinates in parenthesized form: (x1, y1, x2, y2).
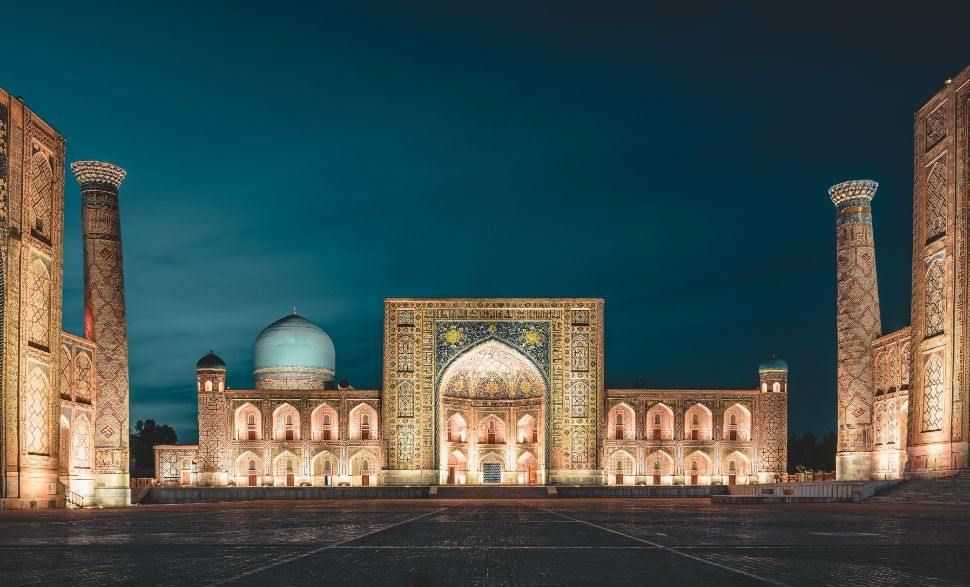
(787, 431, 836, 473)
(129, 420, 177, 476)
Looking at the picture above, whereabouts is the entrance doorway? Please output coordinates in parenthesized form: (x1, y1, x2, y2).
(248, 474, 257, 487)
(448, 465, 456, 484)
(482, 462, 501, 483)
(181, 470, 190, 485)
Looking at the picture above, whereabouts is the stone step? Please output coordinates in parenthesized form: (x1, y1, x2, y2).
(431, 485, 554, 499)
(869, 476, 970, 505)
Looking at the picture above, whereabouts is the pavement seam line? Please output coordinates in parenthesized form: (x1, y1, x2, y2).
(206, 506, 452, 586)
(523, 502, 789, 587)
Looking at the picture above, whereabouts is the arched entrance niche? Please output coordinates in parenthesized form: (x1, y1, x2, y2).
(437, 339, 547, 485)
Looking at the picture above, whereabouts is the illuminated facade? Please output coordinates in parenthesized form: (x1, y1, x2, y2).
(158, 300, 788, 487)
(0, 89, 130, 508)
(835, 64, 970, 480)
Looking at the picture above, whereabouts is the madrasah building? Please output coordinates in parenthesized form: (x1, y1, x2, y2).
(155, 303, 788, 488)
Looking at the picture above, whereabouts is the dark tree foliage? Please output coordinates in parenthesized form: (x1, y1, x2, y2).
(129, 420, 177, 476)
(787, 431, 837, 473)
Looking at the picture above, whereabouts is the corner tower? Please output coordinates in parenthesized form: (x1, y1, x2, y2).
(71, 160, 131, 505)
(196, 352, 228, 485)
(830, 179, 881, 480)
(757, 356, 788, 481)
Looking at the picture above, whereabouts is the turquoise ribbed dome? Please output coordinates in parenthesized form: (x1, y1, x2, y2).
(253, 314, 335, 372)
(758, 355, 788, 373)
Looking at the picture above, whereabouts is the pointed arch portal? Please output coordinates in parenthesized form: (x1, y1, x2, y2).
(437, 339, 547, 485)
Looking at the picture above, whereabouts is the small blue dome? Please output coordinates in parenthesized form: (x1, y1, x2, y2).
(758, 355, 788, 373)
(253, 313, 335, 372)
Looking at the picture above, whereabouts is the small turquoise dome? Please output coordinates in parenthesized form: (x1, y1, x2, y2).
(758, 355, 788, 373)
(253, 313, 335, 372)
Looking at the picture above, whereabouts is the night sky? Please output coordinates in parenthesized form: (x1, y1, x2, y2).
(4, 2, 969, 443)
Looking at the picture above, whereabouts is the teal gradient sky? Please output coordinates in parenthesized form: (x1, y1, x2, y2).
(3, 2, 968, 442)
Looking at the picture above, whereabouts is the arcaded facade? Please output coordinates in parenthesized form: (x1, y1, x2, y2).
(834, 64, 970, 480)
(0, 89, 131, 508)
(159, 300, 788, 487)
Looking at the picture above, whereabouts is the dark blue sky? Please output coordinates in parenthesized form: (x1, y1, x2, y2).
(5, 2, 969, 443)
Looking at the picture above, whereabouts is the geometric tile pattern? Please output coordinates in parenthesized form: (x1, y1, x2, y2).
(924, 257, 946, 337)
(925, 160, 947, 241)
(922, 354, 944, 432)
(29, 152, 53, 239)
(925, 104, 947, 150)
(26, 256, 50, 347)
(23, 365, 50, 454)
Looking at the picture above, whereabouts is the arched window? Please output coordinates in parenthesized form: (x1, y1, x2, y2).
(182, 458, 190, 469)
(653, 413, 660, 426)
(248, 459, 256, 472)
(349, 404, 378, 440)
(685, 404, 712, 440)
(205, 380, 213, 391)
(730, 414, 737, 426)
(247, 413, 256, 440)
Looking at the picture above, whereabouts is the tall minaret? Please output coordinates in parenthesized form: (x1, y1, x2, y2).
(71, 161, 131, 506)
(829, 179, 881, 480)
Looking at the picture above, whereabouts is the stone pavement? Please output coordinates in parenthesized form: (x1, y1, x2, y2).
(0, 499, 967, 585)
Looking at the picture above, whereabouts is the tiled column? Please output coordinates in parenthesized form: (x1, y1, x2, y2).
(71, 161, 131, 505)
(830, 180, 881, 480)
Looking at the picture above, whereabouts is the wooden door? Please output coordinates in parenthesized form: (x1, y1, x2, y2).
(285, 429, 294, 441)
(361, 474, 370, 486)
(728, 474, 736, 485)
(247, 430, 256, 441)
(653, 474, 661, 485)
(447, 466, 456, 484)
(248, 474, 257, 487)
(690, 475, 698, 485)
(691, 430, 699, 441)
(286, 473, 294, 487)
(729, 430, 737, 441)
(653, 429, 661, 440)
(615, 473, 623, 485)
(528, 464, 537, 484)
(181, 470, 190, 485)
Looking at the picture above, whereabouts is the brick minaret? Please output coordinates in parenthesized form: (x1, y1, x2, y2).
(71, 161, 131, 505)
(830, 180, 881, 480)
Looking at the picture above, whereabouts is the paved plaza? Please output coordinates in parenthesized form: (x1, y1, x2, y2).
(0, 499, 967, 585)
